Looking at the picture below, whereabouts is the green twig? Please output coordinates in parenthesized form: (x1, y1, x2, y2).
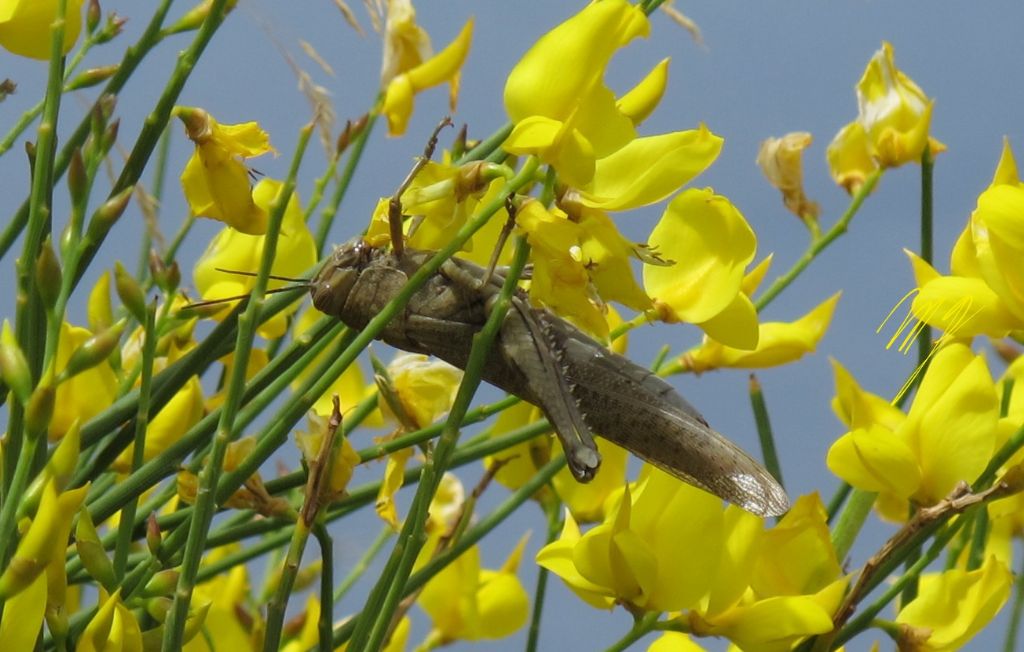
(1002, 554, 1024, 652)
(315, 112, 378, 256)
(748, 374, 785, 490)
(526, 499, 563, 652)
(603, 612, 660, 652)
(334, 526, 394, 604)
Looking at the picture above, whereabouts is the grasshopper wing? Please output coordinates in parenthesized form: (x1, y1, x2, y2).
(555, 326, 790, 517)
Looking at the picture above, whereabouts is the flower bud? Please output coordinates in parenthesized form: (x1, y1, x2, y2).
(66, 65, 119, 91)
(96, 13, 126, 44)
(86, 0, 101, 34)
(149, 251, 180, 293)
(0, 320, 32, 405)
(100, 118, 120, 156)
(146, 512, 162, 556)
(86, 185, 133, 244)
(35, 236, 63, 311)
(146, 597, 173, 622)
(57, 319, 126, 384)
(68, 148, 87, 208)
(143, 569, 180, 597)
(114, 262, 147, 323)
(166, 0, 239, 35)
(76, 509, 116, 591)
(25, 382, 55, 438)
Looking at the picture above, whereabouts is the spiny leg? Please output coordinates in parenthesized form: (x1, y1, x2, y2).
(388, 116, 454, 258)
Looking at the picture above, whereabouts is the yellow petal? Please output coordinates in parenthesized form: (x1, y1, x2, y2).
(826, 121, 877, 194)
(829, 358, 905, 431)
(617, 58, 670, 126)
(51, 323, 117, 441)
(580, 125, 723, 211)
(826, 425, 921, 497)
(756, 132, 820, 220)
(645, 188, 756, 324)
(0, 571, 46, 649)
(752, 493, 841, 597)
(0, 0, 83, 59)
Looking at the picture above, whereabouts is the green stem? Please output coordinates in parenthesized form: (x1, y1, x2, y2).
(161, 121, 314, 651)
(825, 482, 852, 524)
(353, 234, 532, 652)
(137, 125, 173, 280)
(830, 488, 877, 564)
(748, 374, 785, 490)
(526, 499, 563, 652)
(1002, 555, 1024, 652)
(754, 169, 883, 311)
(112, 302, 156, 580)
(603, 612, 660, 652)
(262, 520, 312, 651)
(313, 524, 334, 652)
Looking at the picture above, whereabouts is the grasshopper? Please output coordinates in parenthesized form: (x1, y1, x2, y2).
(310, 238, 790, 517)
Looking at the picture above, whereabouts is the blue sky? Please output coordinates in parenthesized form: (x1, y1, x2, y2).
(3, 1, 1024, 650)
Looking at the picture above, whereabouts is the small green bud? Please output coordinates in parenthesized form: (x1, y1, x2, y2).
(0, 321, 32, 405)
(25, 382, 55, 439)
(145, 597, 173, 623)
(149, 251, 180, 293)
(146, 512, 162, 556)
(35, 236, 62, 312)
(76, 509, 116, 591)
(56, 319, 126, 384)
(114, 262, 147, 323)
(96, 13, 126, 44)
(68, 148, 87, 208)
(100, 118, 120, 156)
(143, 570, 180, 597)
(66, 65, 119, 92)
(86, 0, 101, 34)
(85, 185, 133, 244)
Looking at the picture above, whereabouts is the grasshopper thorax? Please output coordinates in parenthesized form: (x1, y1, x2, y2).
(310, 239, 376, 316)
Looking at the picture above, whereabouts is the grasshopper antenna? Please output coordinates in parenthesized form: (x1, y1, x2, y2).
(477, 195, 520, 289)
(182, 284, 310, 311)
(389, 116, 454, 258)
(214, 267, 310, 283)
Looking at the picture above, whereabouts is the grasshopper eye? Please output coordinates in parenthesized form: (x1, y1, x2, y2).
(311, 265, 358, 316)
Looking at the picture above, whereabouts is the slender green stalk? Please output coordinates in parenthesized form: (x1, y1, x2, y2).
(333, 455, 567, 647)
(315, 112, 379, 255)
(526, 499, 563, 652)
(334, 527, 394, 604)
(1002, 555, 1024, 652)
(313, 524, 334, 652)
(748, 374, 785, 490)
(754, 169, 883, 311)
(137, 126, 173, 280)
(830, 488, 876, 564)
(263, 520, 312, 651)
(965, 507, 989, 571)
(353, 234, 532, 652)
(113, 302, 156, 580)
(162, 121, 313, 649)
(825, 482, 852, 524)
(603, 612, 660, 652)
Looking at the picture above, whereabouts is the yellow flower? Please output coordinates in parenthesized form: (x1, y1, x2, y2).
(691, 494, 847, 652)
(183, 547, 254, 652)
(0, 0, 83, 59)
(380, 353, 463, 430)
(0, 572, 47, 650)
(379, 0, 432, 87)
(827, 343, 999, 515)
(827, 42, 945, 188)
(648, 632, 710, 652)
(418, 534, 531, 644)
(382, 18, 474, 137)
(757, 132, 820, 220)
(178, 107, 274, 235)
(907, 140, 1024, 337)
(503, 0, 648, 187)
(193, 178, 316, 339)
(894, 555, 1012, 651)
(645, 188, 759, 349)
(684, 293, 841, 372)
(295, 411, 361, 501)
(77, 590, 145, 652)
(570, 125, 724, 212)
(51, 321, 118, 441)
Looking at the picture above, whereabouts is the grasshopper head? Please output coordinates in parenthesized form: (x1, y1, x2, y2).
(310, 239, 376, 316)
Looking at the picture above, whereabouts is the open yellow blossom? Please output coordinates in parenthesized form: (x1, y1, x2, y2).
(380, 353, 462, 430)
(183, 546, 254, 652)
(0, 0, 83, 59)
(379, 0, 432, 87)
(418, 534, 531, 644)
(179, 108, 274, 235)
(294, 411, 361, 501)
(503, 0, 648, 187)
(827, 42, 944, 190)
(193, 178, 316, 338)
(683, 293, 840, 372)
(827, 343, 999, 515)
(645, 189, 759, 349)
(77, 590, 145, 652)
(382, 18, 473, 136)
(908, 140, 1024, 337)
(51, 321, 118, 441)
(895, 555, 1012, 652)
